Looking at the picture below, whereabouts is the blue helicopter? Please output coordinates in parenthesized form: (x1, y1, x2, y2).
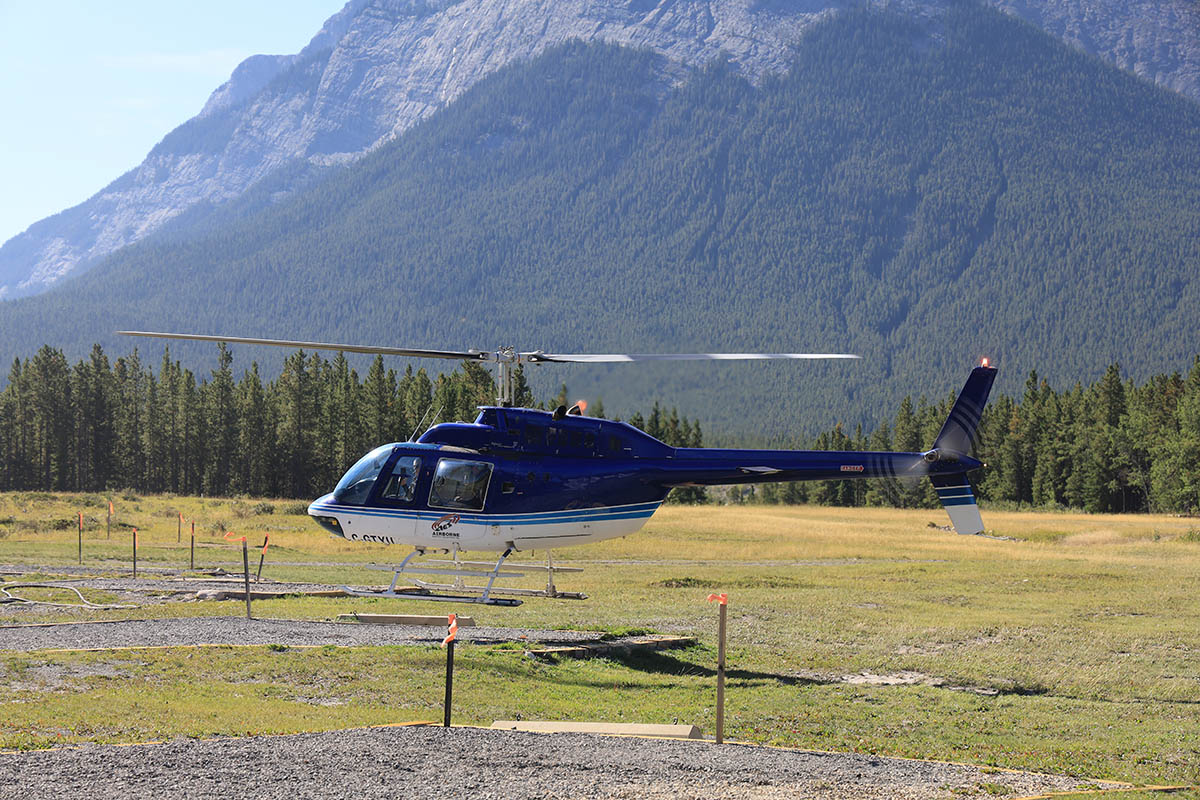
(120, 331, 996, 605)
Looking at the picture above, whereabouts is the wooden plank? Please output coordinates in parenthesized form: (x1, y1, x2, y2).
(336, 613, 476, 627)
(491, 721, 703, 739)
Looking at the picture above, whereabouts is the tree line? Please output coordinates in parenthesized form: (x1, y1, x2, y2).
(4, 343, 1200, 515)
(0, 344, 701, 501)
(751, 360, 1200, 515)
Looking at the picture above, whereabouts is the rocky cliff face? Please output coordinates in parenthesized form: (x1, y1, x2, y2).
(993, 0, 1200, 101)
(2, 0, 1197, 299)
(0, 0, 842, 299)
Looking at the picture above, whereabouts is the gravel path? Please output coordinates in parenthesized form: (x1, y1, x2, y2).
(0, 725, 1091, 800)
(0, 617, 604, 651)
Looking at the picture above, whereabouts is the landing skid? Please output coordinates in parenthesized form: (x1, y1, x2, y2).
(342, 547, 587, 606)
(343, 586, 524, 607)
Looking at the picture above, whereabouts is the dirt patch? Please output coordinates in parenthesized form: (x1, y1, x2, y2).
(0, 660, 128, 692)
(650, 575, 810, 589)
(789, 668, 1000, 697)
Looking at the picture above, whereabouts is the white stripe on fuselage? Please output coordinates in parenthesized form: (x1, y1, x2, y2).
(308, 500, 661, 551)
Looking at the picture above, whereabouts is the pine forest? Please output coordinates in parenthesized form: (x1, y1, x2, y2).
(3, 343, 1198, 516)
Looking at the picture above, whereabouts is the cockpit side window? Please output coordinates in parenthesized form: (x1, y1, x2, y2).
(332, 445, 393, 506)
(428, 458, 494, 511)
(380, 456, 422, 503)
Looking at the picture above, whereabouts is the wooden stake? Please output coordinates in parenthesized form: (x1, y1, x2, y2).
(177, 512, 182, 544)
(708, 592, 728, 744)
(242, 539, 252, 620)
(132, 528, 138, 579)
(255, 536, 268, 582)
(189, 521, 195, 571)
(443, 613, 458, 728)
(716, 600, 727, 744)
(77, 512, 83, 565)
(444, 638, 455, 727)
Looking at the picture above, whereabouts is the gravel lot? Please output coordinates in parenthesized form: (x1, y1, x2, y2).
(0, 725, 1092, 800)
(0, 617, 603, 651)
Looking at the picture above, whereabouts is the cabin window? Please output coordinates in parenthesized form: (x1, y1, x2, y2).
(476, 409, 499, 428)
(524, 426, 544, 446)
(584, 432, 596, 450)
(429, 458, 494, 511)
(380, 456, 421, 503)
(332, 445, 393, 506)
(607, 435, 623, 454)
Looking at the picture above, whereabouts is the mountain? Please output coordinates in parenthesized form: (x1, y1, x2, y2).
(992, 0, 1200, 100)
(2, 3, 1198, 438)
(3, 0, 1199, 299)
(0, 0, 835, 299)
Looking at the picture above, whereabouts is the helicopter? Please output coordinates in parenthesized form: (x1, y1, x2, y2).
(120, 331, 996, 605)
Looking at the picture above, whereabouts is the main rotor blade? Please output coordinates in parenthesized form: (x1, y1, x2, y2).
(118, 331, 489, 361)
(524, 352, 860, 363)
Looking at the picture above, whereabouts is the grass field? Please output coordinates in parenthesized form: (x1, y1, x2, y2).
(1, 491, 1199, 795)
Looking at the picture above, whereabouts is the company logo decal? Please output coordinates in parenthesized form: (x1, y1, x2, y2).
(840, 465, 864, 473)
(431, 513, 461, 533)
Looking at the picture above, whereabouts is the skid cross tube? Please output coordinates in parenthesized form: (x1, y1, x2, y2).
(344, 547, 587, 605)
(479, 548, 514, 604)
(388, 549, 423, 592)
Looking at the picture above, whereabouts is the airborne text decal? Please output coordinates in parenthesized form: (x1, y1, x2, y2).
(840, 465, 864, 472)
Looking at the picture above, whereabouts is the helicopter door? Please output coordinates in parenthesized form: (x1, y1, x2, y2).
(375, 455, 422, 541)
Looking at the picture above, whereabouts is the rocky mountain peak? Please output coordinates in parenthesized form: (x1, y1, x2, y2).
(1, 0, 1197, 299)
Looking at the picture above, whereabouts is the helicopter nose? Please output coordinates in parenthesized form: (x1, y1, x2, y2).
(307, 494, 344, 537)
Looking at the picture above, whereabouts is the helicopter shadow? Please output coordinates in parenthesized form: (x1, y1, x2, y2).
(599, 649, 827, 689)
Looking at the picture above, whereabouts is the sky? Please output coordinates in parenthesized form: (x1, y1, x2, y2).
(0, 1, 346, 246)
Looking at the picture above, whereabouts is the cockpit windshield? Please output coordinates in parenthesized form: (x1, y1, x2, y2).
(332, 444, 393, 505)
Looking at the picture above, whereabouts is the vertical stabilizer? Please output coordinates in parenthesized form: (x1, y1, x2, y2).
(933, 365, 997, 458)
(929, 363, 997, 535)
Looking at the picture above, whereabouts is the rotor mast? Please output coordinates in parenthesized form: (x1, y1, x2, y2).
(493, 347, 518, 406)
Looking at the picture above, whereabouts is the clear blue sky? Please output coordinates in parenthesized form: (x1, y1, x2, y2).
(0, 1, 346, 246)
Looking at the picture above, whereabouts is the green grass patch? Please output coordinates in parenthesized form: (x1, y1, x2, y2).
(0, 496, 1198, 785)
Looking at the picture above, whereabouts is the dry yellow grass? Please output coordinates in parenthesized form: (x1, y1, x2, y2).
(1, 493, 1199, 783)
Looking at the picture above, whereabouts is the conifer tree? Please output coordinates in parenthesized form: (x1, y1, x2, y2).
(202, 343, 237, 496)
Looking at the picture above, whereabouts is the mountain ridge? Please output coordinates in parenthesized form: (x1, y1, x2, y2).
(0, 0, 834, 298)
(4, 0, 1200, 299)
(2, 5, 1198, 438)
